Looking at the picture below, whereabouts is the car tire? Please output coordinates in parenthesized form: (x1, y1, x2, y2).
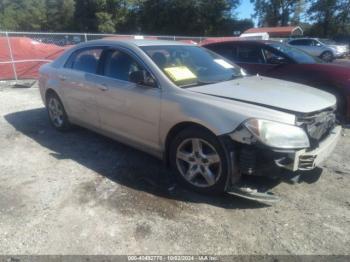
(321, 87, 347, 122)
(46, 92, 71, 131)
(169, 127, 230, 195)
(320, 51, 334, 62)
(334, 92, 347, 123)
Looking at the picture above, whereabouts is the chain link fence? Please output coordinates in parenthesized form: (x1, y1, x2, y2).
(0, 31, 218, 81)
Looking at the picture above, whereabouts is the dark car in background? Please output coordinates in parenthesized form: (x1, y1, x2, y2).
(203, 40, 350, 121)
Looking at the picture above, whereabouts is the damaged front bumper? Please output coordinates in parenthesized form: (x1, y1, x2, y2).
(229, 124, 342, 175)
(225, 125, 341, 204)
(274, 125, 341, 171)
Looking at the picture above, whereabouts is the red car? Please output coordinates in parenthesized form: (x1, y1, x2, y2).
(203, 40, 350, 121)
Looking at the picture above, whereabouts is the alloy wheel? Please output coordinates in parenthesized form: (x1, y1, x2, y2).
(48, 97, 64, 128)
(321, 52, 333, 62)
(176, 138, 222, 188)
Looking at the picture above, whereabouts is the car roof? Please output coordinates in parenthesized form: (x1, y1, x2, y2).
(202, 39, 281, 46)
(289, 38, 318, 41)
(84, 39, 193, 47)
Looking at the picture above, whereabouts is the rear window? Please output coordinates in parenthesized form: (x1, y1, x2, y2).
(65, 48, 103, 74)
(235, 45, 264, 63)
(289, 39, 311, 46)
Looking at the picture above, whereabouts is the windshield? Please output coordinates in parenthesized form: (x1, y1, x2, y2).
(141, 45, 243, 87)
(269, 42, 322, 64)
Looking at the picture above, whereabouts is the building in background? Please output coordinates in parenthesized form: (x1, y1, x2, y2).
(242, 26, 303, 39)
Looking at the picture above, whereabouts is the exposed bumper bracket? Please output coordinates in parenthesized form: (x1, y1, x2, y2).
(227, 185, 280, 204)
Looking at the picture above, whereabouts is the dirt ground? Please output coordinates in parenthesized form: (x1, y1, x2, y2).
(0, 83, 349, 255)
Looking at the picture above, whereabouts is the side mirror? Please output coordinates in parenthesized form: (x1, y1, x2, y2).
(129, 70, 156, 87)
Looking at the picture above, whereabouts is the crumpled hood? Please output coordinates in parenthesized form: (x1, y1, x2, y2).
(188, 76, 336, 114)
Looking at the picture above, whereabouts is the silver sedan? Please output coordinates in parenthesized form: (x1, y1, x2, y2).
(39, 39, 340, 195)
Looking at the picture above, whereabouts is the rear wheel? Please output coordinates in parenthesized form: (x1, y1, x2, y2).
(46, 92, 71, 131)
(320, 51, 334, 62)
(169, 128, 230, 194)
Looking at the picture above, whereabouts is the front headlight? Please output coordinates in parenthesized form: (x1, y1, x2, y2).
(244, 119, 310, 149)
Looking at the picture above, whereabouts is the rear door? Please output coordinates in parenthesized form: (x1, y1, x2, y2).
(206, 42, 266, 75)
(234, 43, 273, 74)
(211, 43, 291, 75)
(289, 39, 317, 56)
(59, 47, 104, 126)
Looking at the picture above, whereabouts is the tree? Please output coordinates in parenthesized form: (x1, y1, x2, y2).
(307, 0, 337, 37)
(307, 0, 350, 37)
(136, 0, 241, 36)
(0, 0, 21, 30)
(0, 0, 47, 30)
(251, 0, 302, 26)
(45, 0, 75, 31)
(337, 0, 350, 32)
(73, 0, 99, 32)
(96, 12, 115, 33)
(0, 0, 258, 36)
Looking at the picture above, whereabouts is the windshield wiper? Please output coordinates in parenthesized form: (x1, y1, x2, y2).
(181, 73, 244, 88)
(181, 80, 216, 88)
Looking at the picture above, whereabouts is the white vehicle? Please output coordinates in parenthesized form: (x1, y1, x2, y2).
(288, 38, 336, 62)
(319, 39, 349, 58)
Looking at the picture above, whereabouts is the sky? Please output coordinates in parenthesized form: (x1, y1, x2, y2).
(235, 0, 256, 25)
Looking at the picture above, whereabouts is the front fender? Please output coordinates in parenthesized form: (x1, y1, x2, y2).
(159, 88, 296, 148)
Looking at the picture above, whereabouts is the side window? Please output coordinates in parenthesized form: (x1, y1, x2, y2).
(289, 40, 299, 45)
(65, 48, 103, 74)
(290, 39, 307, 46)
(101, 49, 147, 83)
(208, 44, 237, 61)
(236, 45, 264, 63)
(262, 48, 287, 64)
(302, 40, 313, 46)
(311, 40, 321, 46)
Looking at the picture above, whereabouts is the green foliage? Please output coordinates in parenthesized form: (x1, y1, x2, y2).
(136, 0, 241, 36)
(0, 0, 253, 36)
(250, 0, 350, 38)
(96, 12, 115, 33)
(0, 0, 47, 30)
(46, 0, 75, 31)
(251, 0, 300, 26)
(306, 0, 350, 37)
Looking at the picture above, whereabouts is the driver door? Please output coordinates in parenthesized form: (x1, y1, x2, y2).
(88, 47, 162, 153)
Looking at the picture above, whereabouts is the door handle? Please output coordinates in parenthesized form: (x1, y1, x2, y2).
(97, 83, 109, 91)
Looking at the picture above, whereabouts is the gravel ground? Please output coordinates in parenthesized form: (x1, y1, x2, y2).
(0, 84, 349, 255)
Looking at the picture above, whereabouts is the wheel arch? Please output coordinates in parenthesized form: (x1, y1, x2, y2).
(45, 88, 60, 105)
(163, 121, 219, 166)
(319, 84, 348, 118)
(320, 50, 334, 61)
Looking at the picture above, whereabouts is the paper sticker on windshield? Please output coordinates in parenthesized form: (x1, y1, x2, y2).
(164, 66, 197, 82)
(214, 59, 234, 69)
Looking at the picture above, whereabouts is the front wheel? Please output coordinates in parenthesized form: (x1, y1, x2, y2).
(320, 51, 334, 62)
(169, 128, 230, 194)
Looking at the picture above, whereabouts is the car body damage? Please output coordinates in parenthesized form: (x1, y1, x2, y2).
(39, 39, 342, 203)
